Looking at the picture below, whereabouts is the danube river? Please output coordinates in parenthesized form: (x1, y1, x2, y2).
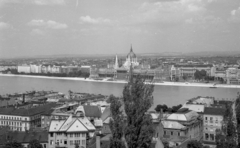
(0, 75, 239, 110)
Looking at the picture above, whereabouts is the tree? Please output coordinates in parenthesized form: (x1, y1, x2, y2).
(182, 75, 187, 81)
(109, 75, 155, 148)
(194, 70, 207, 80)
(4, 141, 23, 148)
(123, 75, 155, 148)
(29, 139, 43, 148)
(162, 140, 169, 148)
(216, 101, 237, 148)
(109, 95, 125, 148)
(171, 104, 182, 113)
(187, 140, 202, 148)
(155, 104, 168, 112)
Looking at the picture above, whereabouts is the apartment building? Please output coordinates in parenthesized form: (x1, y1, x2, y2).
(0, 103, 58, 131)
(203, 107, 225, 148)
(170, 64, 214, 80)
(161, 108, 203, 147)
(48, 108, 96, 148)
(226, 67, 240, 84)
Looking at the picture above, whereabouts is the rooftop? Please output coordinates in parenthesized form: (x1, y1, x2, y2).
(204, 107, 225, 116)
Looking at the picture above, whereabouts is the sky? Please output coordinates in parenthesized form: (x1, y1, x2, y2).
(0, 0, 240, 58)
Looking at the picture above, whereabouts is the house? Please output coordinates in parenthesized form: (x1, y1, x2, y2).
(48, 109, 96, 148)
(161, 108, 203, 147)
(0, 103, 58, 131)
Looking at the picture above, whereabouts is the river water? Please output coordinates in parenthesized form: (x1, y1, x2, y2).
(0, 75, 239, 110)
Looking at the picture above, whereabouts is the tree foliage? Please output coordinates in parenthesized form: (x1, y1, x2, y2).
(109, 95, 125, 148)
(194, 70, 207, 80)
(3, 141, 23, 148)
(235, 93, 240, 147)
(155, 104, 182, 113)
(187, 140, 202, 148)
(109, 75, 155, 148)
(155, 104, 168, 112)
(29, 139, 43, 148)
(216, 101, 237, 148)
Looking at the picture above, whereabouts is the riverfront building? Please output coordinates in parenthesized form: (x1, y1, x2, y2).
(170, 64, 214, 80)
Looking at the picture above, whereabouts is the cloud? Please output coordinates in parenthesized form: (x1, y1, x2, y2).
(79, 16, 111, 24)
(0, 22, 9, 29)
(33, 0, 65, 5)
(28, 20, 68, 29)
(131, 0, 207, 25)
(0, 0, 65, 6)
(185, 15, 223, 24)
(229, 7, 240, 23)
(30, 29, 44, 35)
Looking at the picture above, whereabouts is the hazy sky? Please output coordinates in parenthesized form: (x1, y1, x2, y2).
(0, 0, 240, 58)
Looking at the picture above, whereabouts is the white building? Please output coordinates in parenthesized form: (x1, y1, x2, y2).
(17, 65, 31, 73)
(48, 109, 96, 148)
(123, 46, 139, 69)
(30, 64, 41, 73)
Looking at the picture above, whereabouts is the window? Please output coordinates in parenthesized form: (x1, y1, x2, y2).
(171, 131, 173, 135)
(50, 133, 53, 137)
(64, 141, 67, 144)
(82, 133, 85, 137)
(164, 131, 166, 135)
(44, 144, 46, 148)
(205, 133, 209, 141)
(70, 133, 73, 137)
(70, 141, 73, 145)
(178, 132, 180, 136)
(75, 133, 80, 137)
(82, 140, 86, 145)
(210, 134, 214, 141)
(50, 140, 54, 145)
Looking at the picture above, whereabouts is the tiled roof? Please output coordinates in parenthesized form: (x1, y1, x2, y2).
(101, 107, 111, 121)
(204, 107, 225, 116)
(83, 105, 102, 118)
(49, 115, 96, 132)
(0, 131, 48, 144)
(0, 103, 58, 116)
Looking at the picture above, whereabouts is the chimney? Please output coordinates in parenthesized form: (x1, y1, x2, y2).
(22, 94, 25, 103)
(158, 108, 163, 121)
(96, 135, 101, 148)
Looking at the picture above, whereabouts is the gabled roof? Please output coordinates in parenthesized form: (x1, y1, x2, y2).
(49, 115, 96, 132)
(0, 103, 58, 116)
(167, 109, 199, 121)
(101, 107, 111, 121)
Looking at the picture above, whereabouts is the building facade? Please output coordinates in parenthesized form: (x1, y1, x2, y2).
(203, 107, 225, 148)
(161, 108, 203, 147)
(48, 109, 96, 148)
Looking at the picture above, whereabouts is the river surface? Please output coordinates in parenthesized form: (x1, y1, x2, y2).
(0, 75, 239, 110)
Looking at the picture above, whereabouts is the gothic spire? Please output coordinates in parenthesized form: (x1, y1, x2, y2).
(114, 54, 119, 69)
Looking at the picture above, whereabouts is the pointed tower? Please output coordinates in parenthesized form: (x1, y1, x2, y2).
(129, 63, 133, 84)
(114, 55, 119, 69)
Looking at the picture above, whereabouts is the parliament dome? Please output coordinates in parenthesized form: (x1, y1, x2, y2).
(127, 46, 136, 59)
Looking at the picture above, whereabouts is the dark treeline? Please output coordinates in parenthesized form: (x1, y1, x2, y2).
(2, 69, 90, 78)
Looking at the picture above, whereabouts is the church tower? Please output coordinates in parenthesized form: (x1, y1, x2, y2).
(114, 55, 119, 69)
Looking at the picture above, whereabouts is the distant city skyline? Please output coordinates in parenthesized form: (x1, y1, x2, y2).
(0, 0, 240, 58)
